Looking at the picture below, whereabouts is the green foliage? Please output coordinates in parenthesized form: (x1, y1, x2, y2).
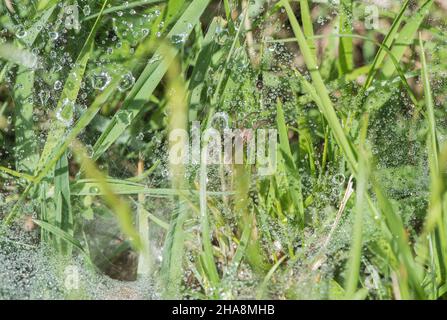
(1, 0, 447, 300)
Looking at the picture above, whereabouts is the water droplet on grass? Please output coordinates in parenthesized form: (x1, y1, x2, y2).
(118, 72, 135, 92)
(49, 32, 58, 40)
(83, 5, 91, 16)
(16, 27, 27, 39)
(54, 80, 62, 90)
(171, 33, 188, 45)
(91, 72, 111, 91)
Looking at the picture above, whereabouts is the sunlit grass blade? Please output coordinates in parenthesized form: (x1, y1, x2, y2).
(91, 0, 211, 160)
(256, 255, 286, 299)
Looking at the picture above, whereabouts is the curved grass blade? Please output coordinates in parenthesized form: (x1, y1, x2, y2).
(71, 179, 232, 197)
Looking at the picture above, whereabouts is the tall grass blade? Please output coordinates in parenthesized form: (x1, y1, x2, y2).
(281, 0, 358, 173)
(338, 0, 353, 74)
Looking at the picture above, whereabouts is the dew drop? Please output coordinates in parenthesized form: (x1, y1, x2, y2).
(16, 26, 27, 39)
(54, 80, 62, 90)
(83, 5, 91, 16)
(91, 72, 111, 91)
(171, 33, 187, 45)
(118, 72, 135, 92)
(49, 32, 59, 40)
(55, 99, 74, 127)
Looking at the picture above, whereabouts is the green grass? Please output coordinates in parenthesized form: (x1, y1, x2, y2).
(0, 0, 447, 300)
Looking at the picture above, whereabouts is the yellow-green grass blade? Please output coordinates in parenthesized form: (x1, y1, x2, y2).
(310, 33, 420, 110)
(14, 68, 37, 175)
(420, 35, 447, 288)
(71, 141, 142, 251)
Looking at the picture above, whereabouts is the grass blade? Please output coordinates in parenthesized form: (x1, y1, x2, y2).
(299, 0, 316, 57)
(338, 0, 353, 74)
(345, 118, 369, 298)
(364, 0, 410, 88)
(382, 0, 434, 78)
(281, 0, 358, 173)
(91, 0, 211, 160)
